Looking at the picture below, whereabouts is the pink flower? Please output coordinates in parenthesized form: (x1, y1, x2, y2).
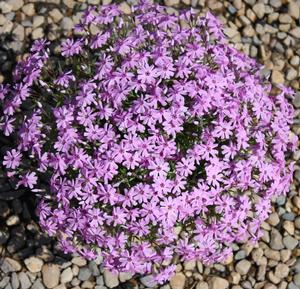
(3, 149, 22, 169)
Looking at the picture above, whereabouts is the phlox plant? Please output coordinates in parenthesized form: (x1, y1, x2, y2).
(0, 1, 297, 283)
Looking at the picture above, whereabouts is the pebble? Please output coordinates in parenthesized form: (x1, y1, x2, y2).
(71, 257, 87, 267)
(270, 229, 284, 250)
(265, 248, 280, 261)
(103, 270, 119, 289)
(22, 3, 35, 16)
(60, 267, 73, 284)
(224, 28, 239, 38)
(1, 257, 22, 273)
(24, 257, 44, 273)
(18, 272, 31, 289)
(196, 281, 209, 289)
(61, 17, 74, 31)
(170, 273, 186, 289)
(164, 0, 180, 6)
(252, 248, 264, 264)
(275, 263, 290, 279)
(118, 272, 131, 283)
(78, 267, 92, 281)
(235, 260, 251, 275)
(290, 27, 300, 38)
(11, 272, 19, 289)
(283, 235, 298, 250)
(271, 70, 285, 84)
(289, 1, 300, 19)
(6, 215, 20, 226)
(252, 3, 265, 19)
(7, 0, 24, 11)
(294, 273, 300, 287)
(208, 277, 229, 289)
(32, 27, 44, 39)
(42, 264, 60, 289)
(184, 260, 196, 271)
(267, 213, 280, 227)
(33, 16, 45, 28)
(49, 8, 63, 23)
(0, 277, 10, 288)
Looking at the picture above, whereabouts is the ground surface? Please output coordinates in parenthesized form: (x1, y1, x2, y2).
(0, 0, 299, 289)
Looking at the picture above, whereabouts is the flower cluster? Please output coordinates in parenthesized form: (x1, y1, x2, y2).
(0, 1, 297, 283)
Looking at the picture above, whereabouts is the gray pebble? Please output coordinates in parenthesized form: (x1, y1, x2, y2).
(283, 235, 299, 249)
(276, 196, 286, 206)
(18, 272, 31, 289)
(0, 277, 10, 288)
(235, 250, 246, 260)
(270, 228, 284, 250)
(78, 267, 92, 281)
(31, 279, 44, 289)
(288, 282, 300, 289)
(282, 212, 296, 221)
(11, 272, 19, 289)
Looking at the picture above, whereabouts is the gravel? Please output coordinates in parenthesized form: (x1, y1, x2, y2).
(0, 1, 299, 289)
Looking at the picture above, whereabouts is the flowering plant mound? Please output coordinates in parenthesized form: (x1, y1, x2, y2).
(0, 1, 297, 283)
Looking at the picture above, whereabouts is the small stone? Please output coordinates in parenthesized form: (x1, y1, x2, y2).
(118, 2, 131, 14)
(283, 221, 295, 235)
(252, 248, 264, 264)
(196, 282, 208, 289)
(0, 2, 12, 13)
(294, 273, 300, 287)
(184, 260, 196, 271)
(276, 196, 286, 206)
(292, 196, 300, 209)
(224, 28, 239, 38)
(22, 3, 35, 16)
(88, 0, 100, 3)
(170, 273, 186, 289)
(88, 261, 99, 276)
(280, 250, 291, 262)
(252, 3, 265, 19)
(12, 24, 24, 42)
(140, 275, 157, 288)
(0, 201, 10, 218)
(78, 267, 92, 281)
(103, 270, 119, 289)
(49, 8, 63, 23)
(271, 70, 285, 85)
(257, 265, 267, 281)
(243, 26, 255, 37)
(60, 267, 73, 284)
(1, 257, 22, 273)
(33, 16, 45, 28)
(0, 277, 10, 288)
(42, 264, 60, 289)
(270, 0, 281, 8)
(230, 272, 241, 284)
(279, 14, 293, 24)
(31, 279, 45, 289)
(53, 285, 66, 289)
(290, 27, 300, 38)
(71, 257, 87, 267)
(283, 235, 298, 250)
(197, 262, 203, 273)
(24, 257, 43, 273)
(81, 281, 94, 288)
(268, 271, 281, 284)
(289, 1, 300, 19)
(119, 272, 132, 283)
(6, 215, 20, 226)
(235, 260, 251, 275)
(32, 27, 44, 40)
(264, 284, 277, 289)
(265, 248, 280, 261)
(7, 0, 24, 11)
(295, 217, 300, 229)
(235, 250, 246, 260)
(274, 263, 289, 279)
(208, 277, 229, 289)
(61, 17, 73, 31)
(11, 272, 19, 289)
(267, 213, 280, 227)
(18, 272, 31, 289)
(164, 0, 179, 6)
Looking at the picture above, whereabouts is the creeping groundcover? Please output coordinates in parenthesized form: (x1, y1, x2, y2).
(0, 0, 297, 284)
